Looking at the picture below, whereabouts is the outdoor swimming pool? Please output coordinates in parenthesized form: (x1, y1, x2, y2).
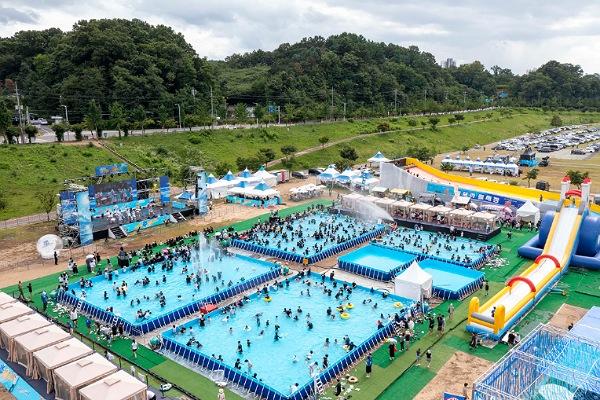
(338, 244, 417, 281)
(232, 211, 385, 264)
(380, 227, 495, 267)
(419, 259, 484, 299)
(0, 359, 41, 400)
(64, 247, 280, 334)
(162, 273, 415, 399)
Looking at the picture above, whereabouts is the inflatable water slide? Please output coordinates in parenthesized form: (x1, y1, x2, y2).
(467, 177, 592, 340)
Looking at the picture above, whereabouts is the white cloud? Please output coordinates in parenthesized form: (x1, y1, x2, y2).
(1, 0, 600, 73)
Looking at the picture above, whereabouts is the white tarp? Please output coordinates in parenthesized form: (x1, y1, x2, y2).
(79, 370, 148, 400)
(394, 262, 432, 301)
(517, 201, 540, 224)
(53, 353, 118, 400)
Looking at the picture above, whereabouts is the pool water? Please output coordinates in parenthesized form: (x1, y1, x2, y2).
(0, 359, 42, 400)
(163, 273, 413, 395)
(380, 228, 491, 265)
(69, 249, 276, 324)
(419, 259, 484, 292)
(242, 212, 380, 258)
(339, 244, 416, 272)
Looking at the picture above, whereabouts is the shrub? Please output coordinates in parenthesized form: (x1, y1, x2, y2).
(188, 136, 202, 145)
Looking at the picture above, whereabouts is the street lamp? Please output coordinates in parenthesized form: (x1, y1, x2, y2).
(175, 104, 182, 129)
(61, 105, 69, 124)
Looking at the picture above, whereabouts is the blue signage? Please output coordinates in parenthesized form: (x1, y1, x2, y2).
(159, 176, 170, 204)
(458, 188, 525, 208)
(59, 191, 78, 225)
(95, 163, 128, 177)
(76, 191, 93, 245)
(196, 171, 208, 215)
(427, 182, 455, 196)
(443, 393, 466, 400)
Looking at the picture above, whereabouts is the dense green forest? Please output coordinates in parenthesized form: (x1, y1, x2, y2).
(1, 19, 600, 140)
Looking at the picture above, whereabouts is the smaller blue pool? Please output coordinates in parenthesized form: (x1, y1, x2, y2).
(419, 259, 484, 299)
(338, 244, 417, 281)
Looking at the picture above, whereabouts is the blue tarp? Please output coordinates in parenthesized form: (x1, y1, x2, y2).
(571, 306, 600, 342)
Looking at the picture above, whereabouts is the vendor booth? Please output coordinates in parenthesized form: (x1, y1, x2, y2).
(409, 203, 433, 221)
(12, 324, 70, 373)
(516, 201, 540, 225)
(32, 338, 94, 391)
(368, 151, 390, 167)
(53, 353, 118, 400)
(470, 211, 498, 232)
(78, 370, 148, 400)
(393, 262, 432, 301)
(252, 166, 278, 187)
(448, 208, 475, 228)
(0, 301, 33, 324)
(390, 200, 413, 218)
(0, 313, 50, 352)
(427, 205, 452, 224)
(317, 165, 340, 183)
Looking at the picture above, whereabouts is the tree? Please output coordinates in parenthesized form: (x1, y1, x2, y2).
(214, 162, 231, 177)
(84, 100, 102, 138)
(428, 116, 440, 130)
(36, 191, 57, 221)
(462, 145, 470, 154)
(131, 105, 146, 135)
(454, 114, 465, 122)
(254, 105, 265, 124)
(109, 102, 126, 138)
(440, 162, 454, 172)
(377, 122, 390, 132)
(318, 136, 330, 147)
(339, 146, 358, 161)
(257, 148, 276, 163)
(407, 146, 435, 162)
(550, 115, 563, 127)
(407, 118, 417, 127)
(157, 104, 170, 130)
(51, 123, 66, 142)
(0, 100, 11, 144)
(234, 103, 247, 124)
(448, 117, 456, 124)
(420, 121, 427, 130)
(523, 168, 539, 187)
(71, 123, 84, 141)
(566, 170, 589, 188)
(336, 158, 353, 171)
(280, 145, 297, 157)
(24, 125, 37, 143)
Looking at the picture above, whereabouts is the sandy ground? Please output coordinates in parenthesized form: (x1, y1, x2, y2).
(0, 177, 340, 288)
(414, 351, 492, 400)
(433, 143, 600, 194)
(547, 303, 588, 330)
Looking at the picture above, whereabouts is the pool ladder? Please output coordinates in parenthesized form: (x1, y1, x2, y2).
(314, 376, 325, 396)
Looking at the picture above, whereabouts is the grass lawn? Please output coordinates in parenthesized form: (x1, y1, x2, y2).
(2, 109, 600, 221)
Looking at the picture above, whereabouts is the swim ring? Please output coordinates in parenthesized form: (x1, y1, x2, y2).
(264, 297, 272, 302)
(348, 376, 359, 384)
(394, 302, 403, 308)
(340, 312, 350, 319)
(346, 303, 354, 309)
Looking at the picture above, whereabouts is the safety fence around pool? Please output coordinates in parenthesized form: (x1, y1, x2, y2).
(161, 312, 400, 400)
(432, 275, 484, 300)
(338, 245, 424, 281)
(375, 242, 497, 269)
(231, 225, 386, 265)
(57, 266, 282, 336)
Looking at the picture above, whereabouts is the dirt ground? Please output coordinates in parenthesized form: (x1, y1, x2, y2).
(414, 351, 492, 400)
(0, 177, 339, 288)
(547, 303, 588, 330)
(433, 142, 600, 194)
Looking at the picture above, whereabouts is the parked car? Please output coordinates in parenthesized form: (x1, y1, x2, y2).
(536, 181, 550, 191)
(571, 149, 587, 155)
(292, 171, 308, 179)
(308, 168, 324, 175)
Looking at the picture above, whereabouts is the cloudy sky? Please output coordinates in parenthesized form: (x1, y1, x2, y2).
(2, 0, 600, 74)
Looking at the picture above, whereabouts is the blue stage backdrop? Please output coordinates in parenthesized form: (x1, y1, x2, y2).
(95, 163, 128, 177)
(76, 191, 93, 245)
(159, 176, 170, 204)
(196, 171, 208, 215)
(457, 188, 525, 208)
(88, 178, 137, 210)
(59, 191, 78, 225)
(427, 182, 455, 196)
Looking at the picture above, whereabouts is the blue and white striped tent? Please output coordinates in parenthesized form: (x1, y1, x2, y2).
(368, 151, 390, 163)
(318, 164, 340, 182)
(239, 168, 253, 178)
(206, 173, 218, 184)
(222, 170, 237, 181)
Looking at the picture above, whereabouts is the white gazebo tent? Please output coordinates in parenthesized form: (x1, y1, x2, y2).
(0, 301, 34, 324)
(317, 165, 340, 183)
(448, 208, 475, 228)
(0, 313, 51, 352)
(238, 168, 260, 184)
(390, 200, 413, 218)
(427, 205, 452, 223)
(0, 292, 16, 307)
(516, 201, 540, 224)
(53, 353, 118, 400)
(12, 324, 70, 374)
(374, 197, 396, 213)
(393, 262, 432, 301)
(368, 151, 390, 167)
(246, 180, 280, 198)
(32, 338, 94, 391)
(341, 193, 364, 210)
(79, 370, 148, 400)
(209, 170, 240, 199)
(252, 166, 278, 187)
(471, 211, 498, 232)
(409, 203, 432, 220)
(336, 168, 359, 184)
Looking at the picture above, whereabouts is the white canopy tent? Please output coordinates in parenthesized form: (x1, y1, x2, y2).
(393, 262, 432, 301)
(516, 201, 540, 224)
(253, 166, 278, 187)
(238, 168, 261, 184)
(341, 193, 364, 210)
(79, 370, 148, 400)
(0, 292, 16, 307)
(53, 353, 118, 400)
(208, 170, 240, 199)
(336, 168, 359, 183)
(0, 313, 50, 352)
(368, 151, 390, 165)
(32, 338, 94, 391)
(374, 197, 396, 212)
(318, 164, 340, 183)
(12, 324, 70, 374)
(0, 301, 34, 324)
(245, 180, 280, 198)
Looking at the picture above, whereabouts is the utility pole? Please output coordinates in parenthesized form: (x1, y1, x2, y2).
(209, 86, 214, 123)
(424, 88, 427, 104)
(394, 89, 398, 115)
(191, 88, 196, 104)
(15, 81, 25, 144)
(331, 86, 334, 120)
(463, 91, 467, 107)
(343, 102, 347, 121)
(176, 104, 182, 129)
(62, 105, 69, 124)
(277, 106, 281, 125)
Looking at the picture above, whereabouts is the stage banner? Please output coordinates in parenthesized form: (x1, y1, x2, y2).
(95, 163, 128, 177)
(159, 176, 170, 204)
(427, 182, 455, 196)
(457, 188, 525, 209)
(121, 214, 173, 234)
(443, 393, 466, 400)
(196, 171, 208, 215)
(76, 191, 93, 245)
(59, 191, 78, 225)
